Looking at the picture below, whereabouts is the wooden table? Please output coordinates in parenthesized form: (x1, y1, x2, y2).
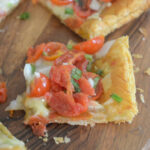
(0, 1, 150, 150)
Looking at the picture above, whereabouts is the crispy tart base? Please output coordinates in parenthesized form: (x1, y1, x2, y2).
(39, 0, 150, 39)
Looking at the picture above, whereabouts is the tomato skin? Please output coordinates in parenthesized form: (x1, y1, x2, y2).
(78, 77, 95, 96)
(51, 0, 73, 6)
(27, 43, 45, 63)
(92, 79, 103, 100)
(0, 82, 7, 103)
(42, 42, 67, 61)
(29, 73, 50, 97)
(28, 115, 49, 136)
(47, 91, 88, 117)
(73, 2, 93, 19)
(74, 36, 104, 54)
(64, 17, 84, 30)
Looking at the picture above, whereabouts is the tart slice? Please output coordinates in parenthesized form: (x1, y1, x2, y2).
(6, 36, 138, 136)
(0, 0, 21, 23)
(0, 122, 26, 150)
(39, 0, 150, 39)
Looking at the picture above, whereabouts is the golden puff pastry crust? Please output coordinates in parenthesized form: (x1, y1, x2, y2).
(76, 0, 150, 39)
(0, 122, 26, 150)
(39, 0, 150, 39)
(47, 36, 138, 125)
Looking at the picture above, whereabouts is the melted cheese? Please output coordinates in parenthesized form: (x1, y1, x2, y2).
(24, 97, 49, 120)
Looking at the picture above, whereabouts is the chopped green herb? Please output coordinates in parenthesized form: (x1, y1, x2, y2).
(86, 62, 92, 72)
(71, 79, 80, 93)
(111, 93, 123, 103)
(93, 77, 100, 89)
(65, 8, 74, 15)
(19, 12, 30, 20)
(43, 51, 48, 56)
(71, 68, 82, 80)
(96, 69, 103, 76)
(67, 43, 73, 50)
(31, 64, 36, 74)
(85, 54, 93, 62)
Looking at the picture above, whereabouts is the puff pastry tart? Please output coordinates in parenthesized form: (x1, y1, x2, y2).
(39, 0, 150, 39)
(6, 36, 138, 136)
(0, 122, 26, 150)
(0, 0, 21, 23)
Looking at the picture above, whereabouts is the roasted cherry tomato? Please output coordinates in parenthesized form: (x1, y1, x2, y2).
(47, 91, 88, 117)
(27, 43, 45, 63)
(50, 65, 74, 94)
(64, 17, 84, 29)
(42, 42, 67, 61)
(73, 36, 104, 54)
(51, 0, 73, 6)
(0, 82, 7, 103)
(28, 115, 49, 136)
(73, 2, 93, 19)
(92, 79, 103, 100)
(29, 73, 50, 97)
(78, 77, 95, 96)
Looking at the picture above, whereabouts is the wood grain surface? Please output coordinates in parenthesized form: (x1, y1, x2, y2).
(0, 1, 150, 150)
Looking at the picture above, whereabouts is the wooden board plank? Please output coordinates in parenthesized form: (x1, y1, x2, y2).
(0, 1, 150, 150)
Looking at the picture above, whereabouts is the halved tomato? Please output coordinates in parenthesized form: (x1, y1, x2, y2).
(42, 42, 67, 61)
(27, 43, 45, 63)
(73, 2, 93, 19)
(73, 36, 105, 54)
(29, 73, 50, 97)
(47, 91, 88, 117)
(64, 17, 84, 29)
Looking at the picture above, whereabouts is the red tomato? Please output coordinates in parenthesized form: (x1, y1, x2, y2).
(54, 50, 85, 66)
(47, 91, 88, 117)
(29, 73, 50, 97)
(92, 79, 103, 100)
(0, 82, 7, 103)
(64, 17, 84, 29)
(73, 2, 93, 19)
(73, 36, 105, 54)
(28, 115, 49, 136)
(27, 43, 45, 63)
(42, 42, 67, 61)
(78, 77, 95, 96)
(50, 65, 74, 93)
(51, 0, 73, 5)
(73, 55, 88, 72)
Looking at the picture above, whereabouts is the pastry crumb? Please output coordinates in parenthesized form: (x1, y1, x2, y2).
(132, 54, 143, 59)
(43, 137, 48, 142)
(140, 94, 145, 103)
(139, 27, 147, 37)
(53, 136, 71, 144)
(136, 88, 144, 93)
(134, 67, 140, 73)
(144, 68, 150, 76)
(64, 136, 71, 144)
